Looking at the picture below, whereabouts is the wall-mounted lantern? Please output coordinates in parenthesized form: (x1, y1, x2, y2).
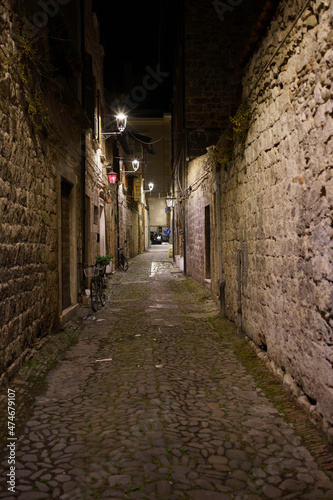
(132, 159, 140, 171)
(165, 196, 176, 208)
(107, 171, 118, 184)
(144, 182, 154, 193)
(102, 113, 128, 138)
(116, 113, 127, 133)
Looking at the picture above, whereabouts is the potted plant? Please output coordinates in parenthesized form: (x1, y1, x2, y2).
(96, 255, 113, 267)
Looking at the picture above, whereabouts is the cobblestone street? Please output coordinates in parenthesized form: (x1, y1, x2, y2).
(1, 246, 333, 500)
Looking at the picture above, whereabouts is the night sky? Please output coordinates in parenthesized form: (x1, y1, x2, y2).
(93, 1, 177, 114)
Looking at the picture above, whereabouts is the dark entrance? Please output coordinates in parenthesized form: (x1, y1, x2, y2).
(205, 205, 211, 279)
(61, 179, 72, 310)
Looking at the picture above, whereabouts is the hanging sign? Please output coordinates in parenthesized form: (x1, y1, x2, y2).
(133, 179, 142, 202)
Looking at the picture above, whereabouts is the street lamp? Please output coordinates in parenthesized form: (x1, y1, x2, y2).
(132, 159, 140, 171)
(144, 182, 154, 193)
(116, 113, 127, 133)
(107, 171, 118, 184)
(165, 196, 176, 208)
(102, 113, 128, 138)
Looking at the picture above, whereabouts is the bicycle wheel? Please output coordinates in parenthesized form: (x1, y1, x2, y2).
(122, 256, 128, 271)
(90, 278, 99, 312)
(99, 270, 107, 289)
(99, 290, 106, 307)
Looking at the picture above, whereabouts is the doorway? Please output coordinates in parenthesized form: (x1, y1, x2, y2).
(99, 204, 106, 256)
(85, 195, 91, 263)
(61, 179, 72, 309)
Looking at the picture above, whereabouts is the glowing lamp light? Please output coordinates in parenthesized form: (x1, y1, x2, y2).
(107, 171, 118, 184)
(148, 182, 154, 191)
(116, 113, 127, 133)
(132, 159, 140, 171)
(166, 196, 176, 208)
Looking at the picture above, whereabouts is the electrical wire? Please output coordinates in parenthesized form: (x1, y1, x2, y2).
(127, 131, 165, 145)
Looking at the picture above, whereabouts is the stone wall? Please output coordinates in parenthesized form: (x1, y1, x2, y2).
(238, 0, 333, 437)
(185, 0, 333, 439)
(118, 187, 140, 261)
(0, 0, 81, 386)
(149, 198, 168, 228)
(0, 0, 106, 388)
(186, 155, 216, 285)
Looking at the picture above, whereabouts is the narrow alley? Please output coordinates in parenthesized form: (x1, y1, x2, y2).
(0, 247, 332, 500)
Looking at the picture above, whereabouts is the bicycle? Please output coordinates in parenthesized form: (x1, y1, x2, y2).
(79, 264, 106, 312)
(118, 240, 128, 271)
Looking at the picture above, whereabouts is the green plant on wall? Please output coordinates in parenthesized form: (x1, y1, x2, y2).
(40, 209, 47, 224)
(230, 103, 252, 151)
(27, 92, 46, 120)
(213, 103, 252, 170)
(212, 131, 234, 170)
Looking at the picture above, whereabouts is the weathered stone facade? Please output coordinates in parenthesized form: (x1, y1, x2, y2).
(182, 0, 333, 440)
(0, 0, 109, 387)
(172, 0, 278, 259)
(185, 155, 217, 286)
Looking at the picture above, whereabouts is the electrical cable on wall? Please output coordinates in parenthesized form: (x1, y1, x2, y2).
(127, 131, 165, 145)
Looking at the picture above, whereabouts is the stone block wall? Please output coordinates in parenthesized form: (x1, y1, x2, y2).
(184, 0, 333, 439)
(231, 0, 333, 437)
(186, 155, 216, 285)
(0, 2, 67, 386)
(118, 187, 140, 261)
(0, 0, 104, 388)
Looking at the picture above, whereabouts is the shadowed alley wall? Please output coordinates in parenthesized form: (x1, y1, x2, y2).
(185, 0, 333, 440)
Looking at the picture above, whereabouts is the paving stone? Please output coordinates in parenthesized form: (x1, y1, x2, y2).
(62, 481, 77, 493)
(226, 449, 249, 461)
(262, 484, 283, 498)
(280, 478, 304, 491)
(108, 475, 131, 486)
(225, 478, 247, 489)
(188, 491, 232, 499)
(155, 479, 172, 497)
(18, 492, 49, 500)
